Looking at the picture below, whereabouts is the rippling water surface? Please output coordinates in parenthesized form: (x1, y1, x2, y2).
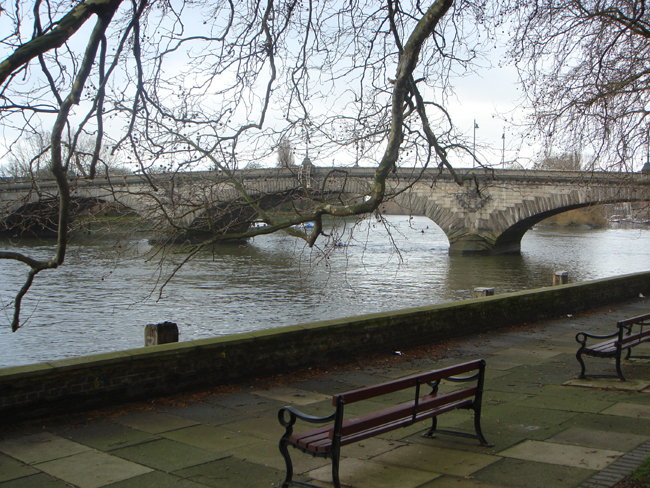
(1, 215, 649, 367)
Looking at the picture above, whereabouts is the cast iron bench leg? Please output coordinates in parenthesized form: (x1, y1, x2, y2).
(474, 405, 493, 447)
(576, 348, 586, 379)
(331, 451, 341, 488)
(615, 352, 626, 382)
(422, 416, 438, 438)
(278, 438, 294, 488)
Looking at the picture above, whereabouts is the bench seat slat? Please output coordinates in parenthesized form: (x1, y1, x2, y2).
(296, 432, 330, 452)
(586, 339, 618, 355)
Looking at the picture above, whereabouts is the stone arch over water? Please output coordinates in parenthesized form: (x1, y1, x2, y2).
(391, 184, 648, 255)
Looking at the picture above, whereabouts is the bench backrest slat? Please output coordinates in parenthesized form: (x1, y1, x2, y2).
(332, 359, 484, 406)
(617, 313, 650, 328)
(336, 386, 477, 438)
(620, 327, 650, 345)
(337, 398, 473, 447)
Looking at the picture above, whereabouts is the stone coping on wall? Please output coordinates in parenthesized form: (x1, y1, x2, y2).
(1, 271, 649, 421)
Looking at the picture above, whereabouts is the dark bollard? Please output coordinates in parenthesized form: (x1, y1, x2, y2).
(473, 287, 495, 298)
(553, 271, 569, 286)
(145, 321, 179, 346)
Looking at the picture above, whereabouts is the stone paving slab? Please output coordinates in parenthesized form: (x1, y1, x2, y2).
(158, 401, 245, 426)
(34, 450, 152, 488)
(159, 424, 261, 453)
(499, 440, 624, 470)
(418, 477, 508, 488)
(371, 443, 499, 476)
(563, 411, 650, 437)
(482, 359, 522, 371)
(100, 471, 208, 487)
(172, 456, 282, 488)
(111, 411, 199, 434)
(252, 387, 331, 405)
(227, 437, 331, 472)
(49, 420, 159, 451)
(110, 438, 224, 472)
(204, 391, 286, 413)
(564, 378, 650, 391)
(467, 404, 580, 439)
(0, 472, 71, 487)
(473, 457, 597, 488)
(600, 402, 650, 419)
(516, 390, 615, 413)
(218, 416, 285, 441)
(308, 457, 441, 488)
(0, 432, 92, 464)
(0, 453, 38, 483)
(548, 427, 650, 452)
(492, 348, 564, 361)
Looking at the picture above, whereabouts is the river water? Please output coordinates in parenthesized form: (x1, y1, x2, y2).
(1, 215, 649, 368)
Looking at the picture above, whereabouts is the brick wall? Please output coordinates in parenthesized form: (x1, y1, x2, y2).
(1, 271, 649, 422)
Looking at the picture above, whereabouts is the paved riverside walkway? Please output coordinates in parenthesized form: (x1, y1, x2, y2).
(1, 299, 650, 488)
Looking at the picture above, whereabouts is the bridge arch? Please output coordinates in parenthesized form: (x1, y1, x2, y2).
(393, 183, 649, 255)
(485, 188, 645, 254)
(0, 197, 134, 238)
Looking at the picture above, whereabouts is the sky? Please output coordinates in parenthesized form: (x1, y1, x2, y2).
(0, 3, 538, 174)
(446, 50, 533, 169)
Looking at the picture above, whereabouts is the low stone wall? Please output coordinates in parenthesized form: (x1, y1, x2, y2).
(2, 271, 649, 422)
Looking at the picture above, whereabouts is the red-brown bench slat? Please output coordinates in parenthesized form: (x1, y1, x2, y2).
(337, 386, 476, 439)
(293, 397, 475, 453)
(338, 398, 474, 447)
(335, 360, 482, 405)
(620, 328, 650, 347)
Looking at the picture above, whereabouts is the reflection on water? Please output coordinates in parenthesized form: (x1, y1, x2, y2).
(1, 215, 649, 367)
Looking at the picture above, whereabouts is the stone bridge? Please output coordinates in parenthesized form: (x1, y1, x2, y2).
(1, 167, 648, 254)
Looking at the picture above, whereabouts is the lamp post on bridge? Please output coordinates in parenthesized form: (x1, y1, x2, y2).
(501, 130, 505, 169)
(473, 120, 479, 168)
(644, 124, 650, 174)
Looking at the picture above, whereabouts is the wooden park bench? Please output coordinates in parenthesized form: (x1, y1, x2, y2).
(277, 359, 492, 488)
(576, 312, 650, 381)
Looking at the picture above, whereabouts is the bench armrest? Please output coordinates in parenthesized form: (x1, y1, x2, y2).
(278, 406, 336, 429)
(445, 371, 480, 382)
(575, 330, 619, 345)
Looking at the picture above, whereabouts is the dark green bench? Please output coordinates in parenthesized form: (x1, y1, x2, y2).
(277, 359, 492, 488)
(576, 312, 650, 381)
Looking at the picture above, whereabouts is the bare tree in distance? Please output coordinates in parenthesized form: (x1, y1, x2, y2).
(2, 130, 127, 180)
(509, 0, 650, 171)
(0, 0, 498, 332)
(0, 132, 50, 180)
(533, 150, 584, 171)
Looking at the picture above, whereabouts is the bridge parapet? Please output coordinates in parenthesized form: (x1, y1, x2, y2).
(1, 168, 648, 252)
